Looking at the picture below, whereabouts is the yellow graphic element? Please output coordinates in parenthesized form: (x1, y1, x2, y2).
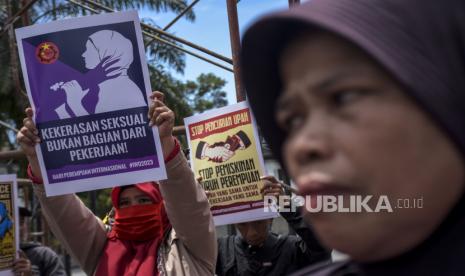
(192, 122, 264, 208)
(41, 43, 51, 50)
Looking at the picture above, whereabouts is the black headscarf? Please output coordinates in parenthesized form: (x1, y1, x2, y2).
(241, 0, 465, 274)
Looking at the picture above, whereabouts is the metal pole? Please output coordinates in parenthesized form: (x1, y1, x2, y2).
(0, 119, 19, 132)
(145, 0, 200, 48)
(78, 0, 233, 65)
(288, 0, 300, 7)
(142, 30, 233, 72)
(163, 0, 200, 31)
(68, 0, 233, 71)
(67, 0, 97, 12)
(226, 0, 245, 102)
(0, 0, 40, 36)
(68, 0, 232, 72)
(143, 24, 232, 64)
(0, 150, 24, 160)
(173, 125, 186, 136)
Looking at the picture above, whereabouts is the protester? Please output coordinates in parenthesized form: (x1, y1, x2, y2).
(216, 175, 330, 276)
(241, 0, 465, 274)
(13, 207, 66, 276)
(17, 91, 217, 275)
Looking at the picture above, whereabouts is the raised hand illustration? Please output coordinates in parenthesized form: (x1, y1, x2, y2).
(50, 30, 146, 119)
(60, 80, 89, 116)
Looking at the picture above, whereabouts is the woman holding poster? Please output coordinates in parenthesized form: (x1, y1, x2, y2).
(17, 92, 217, 275)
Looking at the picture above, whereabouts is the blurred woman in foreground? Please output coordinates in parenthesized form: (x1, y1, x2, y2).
(241, 0, 465, 274)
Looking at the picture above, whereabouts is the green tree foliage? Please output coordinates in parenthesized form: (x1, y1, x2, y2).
(185, 73, 228, 113)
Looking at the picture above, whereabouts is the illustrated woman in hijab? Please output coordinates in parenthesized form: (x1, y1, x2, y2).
(242, 0, 465, 275)
(54, 30, 146, 118)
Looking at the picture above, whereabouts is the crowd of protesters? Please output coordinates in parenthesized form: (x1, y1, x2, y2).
(13, 0, 465, 275)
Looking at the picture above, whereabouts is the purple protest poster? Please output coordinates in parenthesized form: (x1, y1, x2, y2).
(15, 11, 167, 196)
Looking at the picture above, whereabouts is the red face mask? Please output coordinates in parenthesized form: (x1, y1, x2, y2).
(113, 203, 164, 241)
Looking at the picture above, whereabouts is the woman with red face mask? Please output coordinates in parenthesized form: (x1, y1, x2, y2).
(17, 91, 217, 275)
(94, 183, 171, 275)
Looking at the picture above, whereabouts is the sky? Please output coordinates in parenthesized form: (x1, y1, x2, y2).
(4, 0, 303, 143)
(139, 0, 297, 105)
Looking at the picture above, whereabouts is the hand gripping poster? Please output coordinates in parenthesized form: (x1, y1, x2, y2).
(15, 11, 166, 196)
(185, 102, 277, 225)
(0, 175, 19, 276)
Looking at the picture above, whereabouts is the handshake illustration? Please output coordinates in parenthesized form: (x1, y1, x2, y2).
(195, 131, 251, 163)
